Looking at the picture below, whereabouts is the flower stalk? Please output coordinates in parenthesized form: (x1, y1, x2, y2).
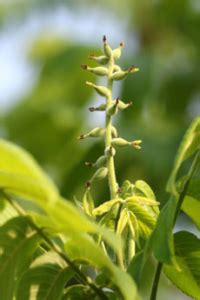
(80, 36, 141, 268)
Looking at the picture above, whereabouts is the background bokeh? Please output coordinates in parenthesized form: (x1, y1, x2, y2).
(0, 1, 199, 299)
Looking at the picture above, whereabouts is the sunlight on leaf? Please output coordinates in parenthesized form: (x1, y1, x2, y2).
(164, 231, 200, 299)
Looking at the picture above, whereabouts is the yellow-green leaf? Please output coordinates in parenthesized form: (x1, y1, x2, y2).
(0, 139, 59, 204)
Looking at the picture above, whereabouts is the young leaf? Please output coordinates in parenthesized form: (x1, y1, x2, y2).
(0, 139, 59, 204)
(127, 202, 156, 240)
(116, 208, 129, 235)
(83, 189, 94, 217)
(65, 234, 140, 300)
(126, 195, 159, 207)
(128, 211, 139, 241)
(0, 216, 41, 300)
(134, 180, 156, 200)
(164, 231, 200, 299)
(44, 198, 121, 253)
(133, 180, 159, 215)
(92, 198, 122, 216)
(167, 117, 200, 196)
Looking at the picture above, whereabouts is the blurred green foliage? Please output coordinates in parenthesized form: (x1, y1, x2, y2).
(0, 0, 199, 207)
(0, 1, 199, 299)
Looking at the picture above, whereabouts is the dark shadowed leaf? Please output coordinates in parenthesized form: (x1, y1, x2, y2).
(16, 251, 74, 300)
(0, 217, 41, 300)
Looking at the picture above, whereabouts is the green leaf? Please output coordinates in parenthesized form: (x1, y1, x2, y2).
(0, 139, 59, 204)
(92, 198, 121, 216)
(16, 251, 74, 300)
(181, 196, 200, 229)
(127, 202, 156, 240)
(128, 211, 139, 241)
(167, 117, 200, 196)
(186, 178, 200, 199)
(65, 235, 139, 300)
(0, 194, 17, 226)
(126, 195, 159, 207)
(127, 236, 152, 285)
(0, 139, 120, 253)
(121, 180, 134, 198)
(134, 180, 156, 200)
(133, 180, 159, 215)
(178, 178, 200, 229)
(116, 208, 129, 235)
(44, 198, 121, 253)
(151, 197, 177, 265)
(83, 189, 94, 217)
(0, 216, 41, 300)
(164, 231, 200, 299)
(62, 285, 94, 300)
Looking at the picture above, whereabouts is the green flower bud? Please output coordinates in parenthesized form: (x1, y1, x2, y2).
(106, 98, 119, 116)
(111, 126, 118, 138)
(78, 127, 105, 139)
(131, 140, 142, 149)
(112, 42, 124, 60)
(89, 104, 106, 112)
(113, 65, 122, 72)
(91, 167, 108, 182)
(103, 35, 113, 58)
(89, 54, 108, 65)
(118, 100, 132, 110)
(111, 138, 130, 147)
(93, 155, 107, 168)
(81, 65, 108, 76)
(86, 81, 110, 97)
(105, 146, 116, 157)
(112, 70, 129, 81)
(112, 65, 139, 81)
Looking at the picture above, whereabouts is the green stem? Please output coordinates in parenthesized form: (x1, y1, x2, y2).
(114, 202, 125, 270)
(105, 56, 118, 200)
(150, 150, 200, 300)
(150, 262, 162, 300)
(3, 191, 109, 300)
(105, 56, 125, 270)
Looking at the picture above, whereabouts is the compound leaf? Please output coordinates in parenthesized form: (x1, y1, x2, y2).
(16, 252, 74, 300)
(0, 217, 41, 300)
